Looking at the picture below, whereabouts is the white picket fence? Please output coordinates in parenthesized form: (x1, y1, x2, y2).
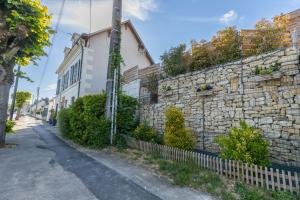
(125, 136, 300, 194)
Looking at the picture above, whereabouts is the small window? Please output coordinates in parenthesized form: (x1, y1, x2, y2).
(71, 96, 75, 104)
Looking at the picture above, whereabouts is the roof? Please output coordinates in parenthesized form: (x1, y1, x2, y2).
(84, 20, 154, 65)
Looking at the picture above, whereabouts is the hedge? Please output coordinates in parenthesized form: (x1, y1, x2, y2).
(58, 93, 138, 148)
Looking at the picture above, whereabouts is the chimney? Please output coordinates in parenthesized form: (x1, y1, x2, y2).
(64, 47, 71, 57)
(71, 33, 81, 46)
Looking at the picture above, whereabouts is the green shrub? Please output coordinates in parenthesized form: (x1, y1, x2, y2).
(161, 44, 191, 77)
(113, 134, 127, 150)
(164, 106, 196, 150)
(117, 94, 138, 135)
(58, 93, 137, 149)
(5, 120, 15, 134)
(68, 94, 109, 147)
(215, 120, 270, 166)
(58, 109, 71, 138)
(255, 62, 281, 75)
(132, 121, 160, 143)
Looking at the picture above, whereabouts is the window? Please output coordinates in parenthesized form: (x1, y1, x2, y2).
(77, 59, 82, 80)
(63, 71, 69, 90)
(71, 96, 75, 104)
(74, 62, 78, 83)
(56, 79, 61, 95)
(70, 65, 74, 84)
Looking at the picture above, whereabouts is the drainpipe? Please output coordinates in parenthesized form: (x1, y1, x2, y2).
(77, 35, 87, 98)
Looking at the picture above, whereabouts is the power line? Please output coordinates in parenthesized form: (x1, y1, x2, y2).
(38, 0, 66, 87)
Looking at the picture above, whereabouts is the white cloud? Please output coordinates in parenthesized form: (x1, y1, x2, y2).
(47, 0, 157, 32)
(44, 83, 57, 91)
(124, 0, 157, 21)
(177, 10, 239, 25)
(219, 10, 238, 24)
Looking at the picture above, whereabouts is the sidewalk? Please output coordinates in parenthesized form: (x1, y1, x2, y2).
(0, 117, 97, 200)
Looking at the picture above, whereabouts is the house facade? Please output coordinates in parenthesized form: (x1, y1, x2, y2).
(55, 20, 154, 111)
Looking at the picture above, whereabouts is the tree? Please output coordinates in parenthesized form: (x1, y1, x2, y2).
(245, 17, 290, 56)
(15, 91, 31, 120)
(190, 39, 215, 71)
(211, 26, 242, 64)
(161, 44, 191, 77)
(0, 0, 53, 147)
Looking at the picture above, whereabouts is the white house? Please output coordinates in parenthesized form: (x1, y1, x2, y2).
(55, 20, 154, 112)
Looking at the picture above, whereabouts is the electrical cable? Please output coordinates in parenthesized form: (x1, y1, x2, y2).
(38, 0, 66, 87)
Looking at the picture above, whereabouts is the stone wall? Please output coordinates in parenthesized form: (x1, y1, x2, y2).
(140, 48, 300, 167)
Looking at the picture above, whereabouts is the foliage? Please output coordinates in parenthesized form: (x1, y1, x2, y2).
(145, 73, 159, 94)
(5, 120, 15, 134)
(161, 44, 191, 77)
(132, 121, 160, 143)
(15, 91, 31, 109)
(113, 134, 127, 151)
(58, 108, 71, 138)
(211, 26, 242, 64)
(144, 153, 234, 199)
(14, 69, 33, 83)
(215, 121, 270, 166)
(255, 62, 281, 75)
(0, 0, 54, 66)
(234, 182, 299, 200)
(161, 85, 172, 92)
(58, 93, 137, 148)
(164, 106, 196, 150)
(117, 94, 138, 135)
(245, 18, 289, 56)
(190, 40, 215, 71)
(196, 84, 213, 92)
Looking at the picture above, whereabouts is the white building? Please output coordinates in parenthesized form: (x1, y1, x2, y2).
(55, 20, 154, 111)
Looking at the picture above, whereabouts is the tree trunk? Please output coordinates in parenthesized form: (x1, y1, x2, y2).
(0, 82, 11, 147)
(0, 64, 14, 147)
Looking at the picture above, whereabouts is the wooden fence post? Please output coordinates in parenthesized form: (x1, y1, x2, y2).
(282, 170, 286, 192)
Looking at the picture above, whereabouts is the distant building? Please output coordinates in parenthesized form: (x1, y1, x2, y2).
(55, 20, 154, 112)
(30, 98, 49, 120)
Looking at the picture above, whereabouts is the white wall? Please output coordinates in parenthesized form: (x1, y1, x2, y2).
(122, 79, 140, 98)
(87, 24, 152, 94)
(56, 22, 153, 107)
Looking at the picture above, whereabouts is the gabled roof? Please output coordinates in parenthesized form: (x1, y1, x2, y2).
(84, 20, 154, 65)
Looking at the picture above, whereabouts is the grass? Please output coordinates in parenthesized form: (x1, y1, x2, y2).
(114, 148, 299, 200)
(146, 153, 236, 199)
(138, 152, 300, 200)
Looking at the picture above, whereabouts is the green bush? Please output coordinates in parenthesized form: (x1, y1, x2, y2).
(132, 121, 160, 143)
(5, 120, 15, 134)
(164, 106, 196, 150)
(58, 108, 71, 138)
(58, 93, 137, 149)
(117, 94, 138, 135)
(215, 120, 270, 166)
(161, 44, 191, 77)
(113, 134, 127, 150)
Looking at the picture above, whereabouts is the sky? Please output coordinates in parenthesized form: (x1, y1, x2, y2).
(15, 0, 300, 101)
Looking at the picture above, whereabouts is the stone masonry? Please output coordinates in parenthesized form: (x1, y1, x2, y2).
(140, 48, 300, 167)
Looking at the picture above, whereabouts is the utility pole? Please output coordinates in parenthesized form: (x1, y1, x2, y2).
(35, 87, 40, 117)
(9, 66, 21, 120)
(105, 0, 122, 144)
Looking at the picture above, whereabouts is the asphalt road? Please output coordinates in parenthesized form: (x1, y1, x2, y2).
(0, 117, 160, 200)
